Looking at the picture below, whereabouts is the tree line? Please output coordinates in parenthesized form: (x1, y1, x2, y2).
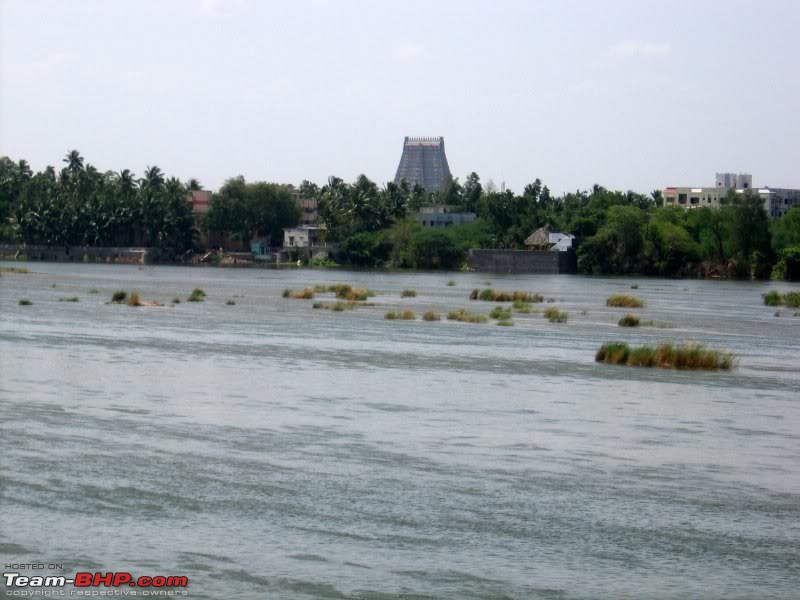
(1, 152, 798, 278)
(310, 172, 800, 279)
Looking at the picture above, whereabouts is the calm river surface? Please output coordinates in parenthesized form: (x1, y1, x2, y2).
(1, 262, 799, 599)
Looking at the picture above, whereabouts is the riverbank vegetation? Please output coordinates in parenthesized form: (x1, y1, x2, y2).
(470, 289, 543, 302)
(385, 310, 416, 320)
(3, 152, 800, 279)
(544, 307, 568, 323)
(596, 342, 734, 370)
(447, 309, 488, 323)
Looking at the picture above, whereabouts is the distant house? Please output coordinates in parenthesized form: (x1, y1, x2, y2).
(283, 226, 326, 248)
(524, 227, 574, 252)
(415, 205, 476, 228)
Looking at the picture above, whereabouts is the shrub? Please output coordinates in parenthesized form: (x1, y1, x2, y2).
(111, 290, 127, 303)
(784, 291, 800, 308)
(497, 319, 513, 326)
(385, 311, 399, 319)
(469, 288, 479, 300)
(127, 292, 142, 307)
(630, 284, 639, 289)
(606, 294, 644, 308)
(312, 302, 322, 309)
(618, 314, 640, 327)
(596, 342, 733, 370)
(172, 297, 181, 304)
(762, 290, 783, 306)
(544, 307, 568, 323)
(309, 256, 337, 267)
(478, 288, 496, 301)
(59, 296, 79, 302)
(282, 288, 291, 298)
(447, 280, 456, 286)
(188, 288, 207, 302)
(18, 298, 32, 306)
(401, 289, 417, 298)
(331, 302, 348, 311)
(226, 299, 236, 305)
(422, 310, 441, 321)
(401, 310, 416, 320)
(490, 306, 512, 320)
(447, 309, 488, 323)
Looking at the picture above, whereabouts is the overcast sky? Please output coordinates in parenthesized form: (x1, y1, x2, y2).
(1, 0, 798, 195)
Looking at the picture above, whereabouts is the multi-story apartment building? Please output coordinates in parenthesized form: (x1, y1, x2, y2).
(663, 172, 799, 218)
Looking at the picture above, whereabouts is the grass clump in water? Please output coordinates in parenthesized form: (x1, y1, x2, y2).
(226, 299, 236, 305)
(172, 297, 181, 304)
(447, 309, 488, 323)
(385, 310, 416, 320)
(607, 294, 644, 308)
(762, 290, 800, 307)
(544, 307, 568, 323)
(1, 267, 30, 274)
(127, 292, 142, 307)
(473, 289, 542, 303)
(630, 284, 639, 289)
(497, 319, 513, 326)
(512, 299, 531, 314)
(784, 291, 800, 308)
(283, 287, 314, 300)
(111, 290, 127, 303)
(618, 313, 640, 327)
(59, 296, 79, 302)
(89, 288, 100, 294)
(490, 306, 512, 320)
(401, 289, 417, 298)
(422, 310, 441, 321)
(762, 290, 783, 305)
(595, 342, 734, 370)
(18, 298, 32, 306)
(188, 288, 207, 302)
(447, 280, 456, 286)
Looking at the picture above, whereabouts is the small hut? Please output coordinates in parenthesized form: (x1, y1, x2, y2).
(524, 227, 552, 250)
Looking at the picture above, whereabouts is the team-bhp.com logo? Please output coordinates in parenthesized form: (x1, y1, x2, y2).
(4, 572, 188, 596)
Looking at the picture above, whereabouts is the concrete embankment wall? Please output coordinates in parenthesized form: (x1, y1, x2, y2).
(0, 244, 160, 264)
(468, 249, 577, 274)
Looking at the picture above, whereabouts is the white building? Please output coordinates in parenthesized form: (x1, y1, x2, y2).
(663, 172, 799, 218)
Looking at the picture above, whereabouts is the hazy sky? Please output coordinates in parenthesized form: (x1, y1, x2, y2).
(1, 0, 798, 195)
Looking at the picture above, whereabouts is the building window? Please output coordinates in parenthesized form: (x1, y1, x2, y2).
(678, 193, 687, 204)
(289, 236, 295, 246)
(690, 197, 699, 205)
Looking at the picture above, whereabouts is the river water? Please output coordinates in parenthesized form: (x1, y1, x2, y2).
(1, 262, 799, 599)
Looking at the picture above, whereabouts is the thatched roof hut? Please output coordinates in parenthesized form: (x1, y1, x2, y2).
(524, 227, 551, 249)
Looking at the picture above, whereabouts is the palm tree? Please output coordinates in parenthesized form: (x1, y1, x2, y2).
(187, 178, 202, 191)
(63, 150, 84, 174)
(142, 165, 164, 191)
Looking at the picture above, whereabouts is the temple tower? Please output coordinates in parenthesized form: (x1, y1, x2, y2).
(394, 136, 452, 193)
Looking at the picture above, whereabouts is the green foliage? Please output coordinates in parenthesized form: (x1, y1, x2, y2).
(401, 289, 417, 297)
(772, 245, 800, 281)
(111, 290, 127, 303)
(447, 280, 456, 286)
(496, 318, 514, 326)
(59, 296, 79, 302)
(309, 256, 337, 267)
(204, 177, 300, 247)
(18, 298, 32, 305)
(226, 299, 236, 305)
(422, 311, 441, 321)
